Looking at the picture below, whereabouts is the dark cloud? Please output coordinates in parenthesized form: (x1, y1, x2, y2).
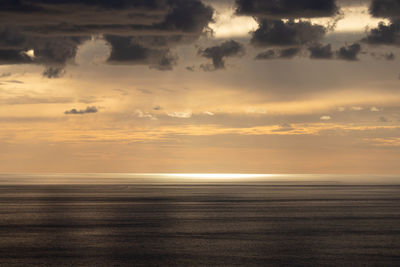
(337, 43, 361, 61)
(363, 21, 400, 45)
(386, 52, 395, 60)
(370, 0, 400, 18)
(255, 47, 300, 59)
(156, 0, 214, 33)
(235, 0, 336, 50)
(150, 52, 178, 71)
(0, 27, 26, 48)
(105, 35, 148, 63)
(371, 51, 396, 60)
(186, 65, 196, 71)
(105, 35, 178, 71)
(308, 43, 334, 59)
(0, 30, 87, 76)
(64, 106, 98, 115)
(255, 50, 276, 59)
(0, 0, 214, 75)
(199, 40, 245, 71)
(364, 1, 400, 46)
(250, 20, 326, 47)
(255, 42, 361, 61)
(0, 48, 34, 64)
(235, 0, 338, 19)
(280, 47, 301, 58)
(105, 35, 182, 71)
(0, 1, 212, 35)
(43, 67, 65, 79)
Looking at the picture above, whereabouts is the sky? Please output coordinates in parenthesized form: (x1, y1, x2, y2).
(1, 0, 400, 174)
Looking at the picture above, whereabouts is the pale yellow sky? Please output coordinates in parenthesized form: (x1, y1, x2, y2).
(210, 3, 388, 38)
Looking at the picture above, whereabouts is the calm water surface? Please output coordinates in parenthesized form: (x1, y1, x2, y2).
(0, 174, 400, 266)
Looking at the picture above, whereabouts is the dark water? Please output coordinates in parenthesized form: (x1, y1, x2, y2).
(1, 174, 400, 266)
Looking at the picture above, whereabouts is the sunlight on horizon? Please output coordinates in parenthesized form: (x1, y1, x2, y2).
(161, 173, 280, 179)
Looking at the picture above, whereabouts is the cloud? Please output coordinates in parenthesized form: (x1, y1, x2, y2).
(363, 21, 400, 45)
(255, 47, 301, 59)
(308, 43, 334, 59)
(364, 1, 400, 46)
(135, 109, 157, 120)
(4, 80, 24, 84)
(0, 72, 12, 78)
(320, 115, 331, 120)
(167, 110, 193, 118)
(337, 43, 361, 61)
(250, 20, 326, 47)
(371, 106, 380, 112)
(186, 65, 196, 72)
(235, 0, 339, 19)
(0, 48, 35, 65)
(272, 123, 294, 132)
(105, 35, 178, 71)
(0, 96, 74, 105)
(308, 43, 363, 61)
(235, 0, 336, 50)
(280, 47, 301, 58)
(256, 42, 361, 61)
(379, 116, 389, 122)
(371, 51, 396, 60)
(0, 0, 214, 74)
(137, 88, 153, 95)
(386, 52, 395, 60)
(100, 1, 212, 70)
(204, 111, 215, 116)
(199, 40, 245, 71)
(351, 106, 363, 111)
(0, 1, 213, 36)
(255, 49, 276, 59)
(64, 106, 98, 115)
(0, 31, 88, 76)
(370, 0, 400, 18)
(157, 0, 214, 33)
(43, 67, 65, 79)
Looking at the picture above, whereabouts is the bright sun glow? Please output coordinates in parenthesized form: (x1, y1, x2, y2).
(209, 6, 258, 38)
(163, 173, 272, 179)
(22, 49, 35, 59)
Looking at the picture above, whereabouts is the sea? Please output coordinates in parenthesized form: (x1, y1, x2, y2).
(0, 173, 400, 266)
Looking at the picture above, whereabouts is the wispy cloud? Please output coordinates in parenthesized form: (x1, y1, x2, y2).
(135, 109, 157, 120)
(320, 115, 331, 120)
(167, 110, 193, 119)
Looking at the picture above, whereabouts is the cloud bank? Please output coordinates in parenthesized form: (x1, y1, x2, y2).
(0, 0, 214, 76)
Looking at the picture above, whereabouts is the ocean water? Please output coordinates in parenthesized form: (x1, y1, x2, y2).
(0, 173, 400, 266)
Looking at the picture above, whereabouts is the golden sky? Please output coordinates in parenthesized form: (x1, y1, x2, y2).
(1, 0, 400, 173)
